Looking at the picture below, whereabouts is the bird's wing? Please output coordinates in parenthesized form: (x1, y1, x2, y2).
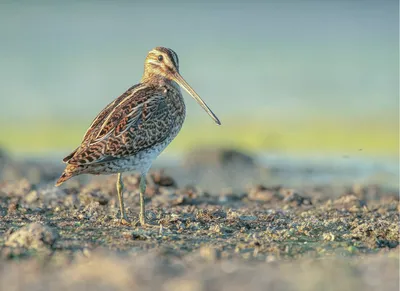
(62, 84, 143, 163)
(81, 84, 142, 143)
(64, 84, 173, 165)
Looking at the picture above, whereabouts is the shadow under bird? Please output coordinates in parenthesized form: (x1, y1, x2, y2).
(55, 47, 221, 226)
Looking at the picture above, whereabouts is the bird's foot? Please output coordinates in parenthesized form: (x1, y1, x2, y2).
(132, 219, 160, 230)
(119, 216, 131, 226)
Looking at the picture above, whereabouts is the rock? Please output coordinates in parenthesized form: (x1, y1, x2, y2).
(183, 147, 256, 170)
(2, 179, 32, 197)
(282, 189, 312, 206)
(266, 255, 277, 262)
(333, 194, 366, 209)
(5, 223, 59, 249)
(153, 185, 204, 207)
(178, 185, 203, 199)
(199, 245, 221, 262)
(131, 230, 151, 240)
(151, 170, 177, 187)
(212, 209, 227, 219)
(23, 186, 66, 208)
(182, 147, 265, 192)
(152, 190, 187, 207)
(24, 190, 40, 204)
(79, 189, 109, 206)
(248, 185, 283, 202)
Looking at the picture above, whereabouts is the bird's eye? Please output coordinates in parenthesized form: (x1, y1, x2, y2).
(158, 55, 163, 61)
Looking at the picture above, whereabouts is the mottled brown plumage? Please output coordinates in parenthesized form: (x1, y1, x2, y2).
(56, 47, 220, 226)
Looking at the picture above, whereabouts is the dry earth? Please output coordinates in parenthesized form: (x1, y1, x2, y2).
(0, 150, 398, 291)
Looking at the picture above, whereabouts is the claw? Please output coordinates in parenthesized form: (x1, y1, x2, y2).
(120, 217, 131, 226)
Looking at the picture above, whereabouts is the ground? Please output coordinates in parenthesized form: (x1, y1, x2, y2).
(0, 152, 398, 291)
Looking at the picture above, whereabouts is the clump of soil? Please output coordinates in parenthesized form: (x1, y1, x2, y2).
(0, 168, 398, 291)
(5, 223, 58, 249)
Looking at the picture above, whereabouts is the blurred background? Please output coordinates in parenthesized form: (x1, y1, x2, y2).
(0, 0, 398, 188)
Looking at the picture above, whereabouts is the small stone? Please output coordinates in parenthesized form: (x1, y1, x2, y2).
(227, 210, 240, 220)
(40, 186, 66, 203)
(7, 200, 18, 214)
(334, 194, 366, 209)
(25, 190, 39, 204)
(212, 209, 227, 219)
(282, 189, 312, 206)
(209, 224, 222, 233)
(5, 223, 59, 249)
(146, 210, 158, 222)
(151, 170, 177, 187)
(64, 194, 79, 208)
(248, 185, 283, 202)
(266, 255, 277, 262)
(199, 245, 221, 262)
(131, 230, 150, 240)
(82, 247, 91, 258)
(177, 222, 186, 230)
(347, 246, 357, 254)
(239, 215, 257, 221)
(183, 147, 256, 170)
(322, 232, 335, 241)
(3, 179, 32, 197)
(80, 190, 109, 206)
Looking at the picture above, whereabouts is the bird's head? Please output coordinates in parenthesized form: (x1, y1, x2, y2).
(143, 47, 180, 78)
(142, 47, 221, 125)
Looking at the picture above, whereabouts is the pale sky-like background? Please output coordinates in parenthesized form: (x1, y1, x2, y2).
(0, 0, 398, 124)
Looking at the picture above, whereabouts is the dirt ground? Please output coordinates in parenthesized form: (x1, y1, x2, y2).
(0, 152, 399, 291)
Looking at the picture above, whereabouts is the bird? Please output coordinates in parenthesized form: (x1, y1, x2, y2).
(55, 47, 221, 226)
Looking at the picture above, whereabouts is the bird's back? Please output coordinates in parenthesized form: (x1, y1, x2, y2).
(63, 82, 185, 167)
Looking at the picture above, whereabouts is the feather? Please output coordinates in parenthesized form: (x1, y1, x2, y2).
(64, 83, 176, 166)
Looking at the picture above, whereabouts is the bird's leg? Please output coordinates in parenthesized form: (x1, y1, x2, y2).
(137, 173, 160, 229)
(139, 174, 147, 226)
(116, 173, 130, 225)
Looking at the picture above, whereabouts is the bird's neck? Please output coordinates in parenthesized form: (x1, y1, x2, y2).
(141, 73, 180, 91)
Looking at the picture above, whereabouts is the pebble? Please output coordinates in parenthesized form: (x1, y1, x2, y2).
(5, 222, 59, 249)
(199, 245, 221, 262)
(239, 215, 257, 221)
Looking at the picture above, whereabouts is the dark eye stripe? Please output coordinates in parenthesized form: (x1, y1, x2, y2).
(169, 50, 179, 68)
(154, 47, 179, 69)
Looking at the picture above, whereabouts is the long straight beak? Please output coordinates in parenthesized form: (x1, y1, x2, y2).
(173, 73, 221, 125)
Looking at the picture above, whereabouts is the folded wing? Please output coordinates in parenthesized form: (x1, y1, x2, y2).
(63, 85, 173, 165)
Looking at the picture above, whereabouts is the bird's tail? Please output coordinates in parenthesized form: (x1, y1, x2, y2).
(55, 164, 81, 187)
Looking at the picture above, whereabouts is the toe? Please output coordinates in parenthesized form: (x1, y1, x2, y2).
(120, 218, 131, 225)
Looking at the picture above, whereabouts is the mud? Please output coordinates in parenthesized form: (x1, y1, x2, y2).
(0, 154, 398, 291)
